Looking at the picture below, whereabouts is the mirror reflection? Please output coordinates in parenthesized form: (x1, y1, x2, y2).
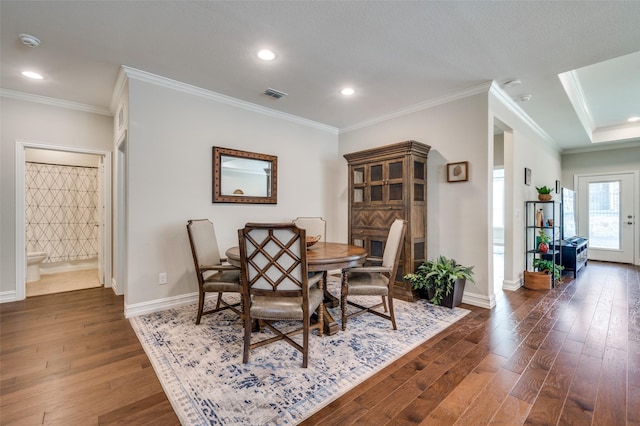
(220, 156, 272, 197)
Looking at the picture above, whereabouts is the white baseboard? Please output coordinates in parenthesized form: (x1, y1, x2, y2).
(111, 277, 123, 296)
(462, 291, 495, 309)
(125, 291, 199, 318)
(502, 279, 523, 291)
(0, 290, 18, 304)
(41, 259, 98, 275)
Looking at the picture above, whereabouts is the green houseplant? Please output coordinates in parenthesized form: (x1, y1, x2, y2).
(404, 256, 475, 308)
(532, 258, 564, 283)
(535, 185, 553, 201)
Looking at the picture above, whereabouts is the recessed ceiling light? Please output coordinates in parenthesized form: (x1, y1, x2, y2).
(21, 71, 43, 80)
(341, 88, 355, 96)
(257, 49, 276, 61)
(518, 94, 532, 102)
(628, 116, 640, 122)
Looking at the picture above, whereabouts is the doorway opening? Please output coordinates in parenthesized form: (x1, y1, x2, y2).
(15, 141, 112, 300)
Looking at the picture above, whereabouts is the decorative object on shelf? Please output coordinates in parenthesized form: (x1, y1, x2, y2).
(547, 219, 553, 227)
(446, 161, 469, 182)
(536, 185, 553, 201)
(537, 229, 550, 253)
(403, 256, 475, 308)
(536, 209, 544, 227)
(524, 167, 532, 186)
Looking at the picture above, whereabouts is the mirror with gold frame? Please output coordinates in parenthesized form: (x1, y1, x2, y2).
(212, 147, 277, 204)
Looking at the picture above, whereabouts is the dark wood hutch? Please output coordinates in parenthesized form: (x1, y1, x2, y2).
(344, 140, 430, 302)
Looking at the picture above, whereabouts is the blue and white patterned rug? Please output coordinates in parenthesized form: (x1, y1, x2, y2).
(130, 277, 469, 425)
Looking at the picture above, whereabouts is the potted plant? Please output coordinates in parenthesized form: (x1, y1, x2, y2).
(532, 259, 564, 283)
(535, 185, 553, 201)
(404, 256, 475, 308)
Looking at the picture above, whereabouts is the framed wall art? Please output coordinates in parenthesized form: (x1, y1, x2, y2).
(447, 161, 469, 183)
(524, 167, 532, 186)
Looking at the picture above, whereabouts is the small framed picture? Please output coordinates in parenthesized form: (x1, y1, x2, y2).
(447, 161, 469, 182)
(524, 168, 532, 186)
(555, 179, 560, 194)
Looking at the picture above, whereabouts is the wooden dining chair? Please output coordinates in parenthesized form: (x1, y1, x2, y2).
(238, 223, 325, 368)
(340, 218, 407, 331)
(186, 219, 241, 325)
(292, 217, 326, 242)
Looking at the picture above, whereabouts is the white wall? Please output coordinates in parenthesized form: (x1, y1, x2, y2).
(124, 77, 339, 309)
(339, 93, 492, 306)
(0, 97, 112, 298)
(489, 90, 562, 291)
(561, 146, 640, 189)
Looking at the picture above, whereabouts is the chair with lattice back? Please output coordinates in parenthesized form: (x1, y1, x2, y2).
(238, 223, 325, 368)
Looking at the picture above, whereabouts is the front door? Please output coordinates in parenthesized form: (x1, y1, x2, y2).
(577, 173, 636, 263)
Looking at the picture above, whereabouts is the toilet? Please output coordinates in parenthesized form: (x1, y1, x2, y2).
(26, 251, 48, 282)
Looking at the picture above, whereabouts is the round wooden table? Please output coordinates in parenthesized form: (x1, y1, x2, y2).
(225, 242, 367, 335)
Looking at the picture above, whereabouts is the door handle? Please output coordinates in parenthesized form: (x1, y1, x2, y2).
(628, 221, 634, 225)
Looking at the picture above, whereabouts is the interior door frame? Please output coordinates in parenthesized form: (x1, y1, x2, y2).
(574, 170, 639, 265)
(15, 140, 112, 300)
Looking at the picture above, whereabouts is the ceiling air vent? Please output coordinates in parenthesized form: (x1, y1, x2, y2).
(263, 88, 287, 99)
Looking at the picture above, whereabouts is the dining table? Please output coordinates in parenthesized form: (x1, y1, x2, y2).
(225, 242, 367, 335)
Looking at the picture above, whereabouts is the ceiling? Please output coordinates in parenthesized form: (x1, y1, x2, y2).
(2, 1, 639, 152)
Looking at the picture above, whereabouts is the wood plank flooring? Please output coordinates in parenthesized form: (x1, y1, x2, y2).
(1, 260, 637, 425)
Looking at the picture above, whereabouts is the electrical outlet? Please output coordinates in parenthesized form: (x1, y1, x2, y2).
(159, 272, 167, 285)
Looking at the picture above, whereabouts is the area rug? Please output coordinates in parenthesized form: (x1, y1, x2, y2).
(130, 277, 469, 425)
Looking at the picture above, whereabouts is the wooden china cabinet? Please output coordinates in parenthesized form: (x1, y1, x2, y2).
(344, 140, 430, 302)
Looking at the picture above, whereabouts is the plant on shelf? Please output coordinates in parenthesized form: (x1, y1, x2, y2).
(536, 185, 553, 201)
(532, 258, 564, 283)
(404, 256, 475, 308)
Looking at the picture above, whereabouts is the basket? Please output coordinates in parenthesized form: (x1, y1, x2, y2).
(538, 194, 552, 201)
(523, 270, 552, 290)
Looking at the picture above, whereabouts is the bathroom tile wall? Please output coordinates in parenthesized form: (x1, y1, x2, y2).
(25, 162, 99, 263)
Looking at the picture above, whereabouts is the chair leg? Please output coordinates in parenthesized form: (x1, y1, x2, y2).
(341, 272, 348, 331)
(243, 307, 252, 364)
(196, 290, 205, 325)
(215, 291, 223, 309)
(382, 295, 388, 312)
(303, 315, 309, 368)
(388, 292, 397, 330)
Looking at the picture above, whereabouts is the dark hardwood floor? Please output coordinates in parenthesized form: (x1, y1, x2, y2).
(1, 260, 637, 425)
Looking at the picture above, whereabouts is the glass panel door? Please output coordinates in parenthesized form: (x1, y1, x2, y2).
(588, 181, 619, 249)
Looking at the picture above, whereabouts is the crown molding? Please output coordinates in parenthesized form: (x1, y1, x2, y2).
(561, 139, 640, 155)
(558, 70, 595, 139)
(109, 66, 128, 113)
(120, 66, 338, 134)
(340, 82, 494, 134)
(489, 81, 560, 153)
(0, 88, 111, 116)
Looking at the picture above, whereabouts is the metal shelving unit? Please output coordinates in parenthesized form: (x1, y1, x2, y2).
(524, 200, 562, 289)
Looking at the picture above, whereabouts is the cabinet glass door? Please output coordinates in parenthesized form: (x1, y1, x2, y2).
(369, 163, 385, 203)
(387, 160, 404, 202)
(352, 166, 365, 204)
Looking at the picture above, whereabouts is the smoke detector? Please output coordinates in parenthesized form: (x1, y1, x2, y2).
(263, 88, 287, 99)
(19, 34, 41, 47)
